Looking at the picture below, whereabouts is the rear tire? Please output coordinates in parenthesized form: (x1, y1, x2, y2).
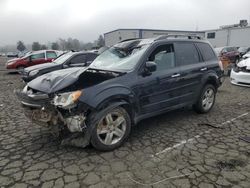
(90, 106, 131, 151)
(193, 84, 216, 114)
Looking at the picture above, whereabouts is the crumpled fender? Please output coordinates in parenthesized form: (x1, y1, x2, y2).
(79, 84, 135, 110)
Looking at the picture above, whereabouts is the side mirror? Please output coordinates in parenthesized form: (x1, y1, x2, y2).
(142, 61, 157, 76)
(145, 61, 157, 72)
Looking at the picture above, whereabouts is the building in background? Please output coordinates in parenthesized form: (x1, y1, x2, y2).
(104, 20, 250, 48)
(204, 20, 250, 47)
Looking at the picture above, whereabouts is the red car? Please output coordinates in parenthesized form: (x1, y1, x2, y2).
(6, 50, 58, 70)
(214, 46, 240, 64)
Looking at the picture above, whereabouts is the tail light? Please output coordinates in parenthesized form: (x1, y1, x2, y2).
(218, 60, 224, 71)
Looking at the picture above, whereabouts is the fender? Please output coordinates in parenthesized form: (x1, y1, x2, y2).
(201, 71, 220, 88)
(80, 84, 136, 110)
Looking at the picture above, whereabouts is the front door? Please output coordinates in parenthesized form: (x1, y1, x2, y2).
(135, 43, 182, 115)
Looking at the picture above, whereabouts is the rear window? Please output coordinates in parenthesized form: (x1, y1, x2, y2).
(47, 52, 57, 59)
(196, 43, 217, 61)
(175, 42, 200, 66)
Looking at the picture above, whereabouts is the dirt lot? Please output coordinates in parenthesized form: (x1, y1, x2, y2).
(0, 57, 250, 188)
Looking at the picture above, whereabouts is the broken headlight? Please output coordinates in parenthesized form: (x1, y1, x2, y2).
(234, 66, 246, 73)
(53, 90, 82, 109)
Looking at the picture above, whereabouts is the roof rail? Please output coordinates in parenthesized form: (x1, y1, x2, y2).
(118, 38, 140, 43)
(154, 34, 203, 41)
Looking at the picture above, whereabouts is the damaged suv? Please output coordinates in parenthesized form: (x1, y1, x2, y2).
(16, 35, 223, 151)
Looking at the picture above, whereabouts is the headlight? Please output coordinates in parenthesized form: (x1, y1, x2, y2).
(29, 70, 39, 76)
(23, 85, 28, 93)
(53, 90, 82, 109)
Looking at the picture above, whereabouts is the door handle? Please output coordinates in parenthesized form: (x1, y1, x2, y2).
(171, 73, 180, 78)
(200, 67, 207, 71)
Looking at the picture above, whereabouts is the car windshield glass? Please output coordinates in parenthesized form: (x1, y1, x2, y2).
(238, 47, 247, 52)
(53, 53, 73, 64)
(89, 44, 150, 71)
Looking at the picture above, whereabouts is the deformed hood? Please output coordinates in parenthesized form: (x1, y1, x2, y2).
(28, 67, 88, 94)
(237, 58, 250, 69)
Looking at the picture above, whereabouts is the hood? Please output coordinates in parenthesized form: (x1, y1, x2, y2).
(237, 58, 250, 69)
(243, 53, 250, 59)
(28, 67, 88, 94)
(24, 62, 57, 72)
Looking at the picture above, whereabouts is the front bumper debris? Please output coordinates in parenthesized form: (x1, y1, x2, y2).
(15, 89, 91, 148)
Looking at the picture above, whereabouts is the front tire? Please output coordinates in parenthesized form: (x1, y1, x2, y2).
(90, 106, 131, 151)
(193, 84, 216, 114)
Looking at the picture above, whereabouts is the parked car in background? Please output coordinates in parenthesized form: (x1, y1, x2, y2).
(238, 47, 250, 57)
(215, 46, 240, 64)
(16, 35, 223, 151)
(21, 51, 98, 82)
(6, 50, 58, 71)
(243, 51, 250, 59)
(231, 57, 250, 87)
(7, 52, 18, 58)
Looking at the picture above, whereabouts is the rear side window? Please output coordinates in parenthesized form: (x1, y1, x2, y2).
(175, 43, 200, 66)
(70, 54, 86, 64)
(148, 44, 175, 71)
(31, 53, 45, 60)
(47, 52, 57, 59)
(196, 43, 217, 61)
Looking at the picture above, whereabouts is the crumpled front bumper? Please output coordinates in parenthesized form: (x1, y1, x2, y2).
(15, 89, 58, 124)
(15, 89, 91, 148)
(230, 69, 250, 87)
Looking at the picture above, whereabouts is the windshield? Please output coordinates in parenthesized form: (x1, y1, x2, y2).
(238, 47, 247, 52)
(53, 53, 73, 64)
(89, 44, 150, 71)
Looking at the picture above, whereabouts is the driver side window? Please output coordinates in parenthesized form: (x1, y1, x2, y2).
(31, 53, 45, 60)
(70, 55, 86, 64)
(148, 44, 175, 72)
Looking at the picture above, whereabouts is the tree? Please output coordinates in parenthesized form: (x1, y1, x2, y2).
(40, 44, 47, 50)
(97, 35, 105, 48)
(51, 42, 59, 50)
(17, 41, 26, 52)
(32, 42, 41, 51)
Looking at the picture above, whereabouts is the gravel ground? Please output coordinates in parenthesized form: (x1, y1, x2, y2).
(0, 57, 250, 188)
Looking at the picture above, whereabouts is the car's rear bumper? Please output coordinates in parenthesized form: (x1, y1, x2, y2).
(230, 69, 250, 87)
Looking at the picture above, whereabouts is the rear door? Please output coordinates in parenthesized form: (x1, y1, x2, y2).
(46, 51, 57, 62)
(174, 42, 206, 104)
(196, 42, 220, 76)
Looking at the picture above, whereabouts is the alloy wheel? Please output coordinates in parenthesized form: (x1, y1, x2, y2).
(96, 111, 126, 145)
(202, 88, 215, 111)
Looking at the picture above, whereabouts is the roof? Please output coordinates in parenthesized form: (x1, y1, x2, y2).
(104, 28, 205, 35)
(31, 50, 56, 55)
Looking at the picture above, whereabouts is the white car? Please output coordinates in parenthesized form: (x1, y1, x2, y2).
(231, 57, 250, 87)
(243, 51, 250, 59)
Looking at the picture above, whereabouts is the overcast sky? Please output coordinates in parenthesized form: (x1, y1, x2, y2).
(0, 0, 250, 45)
